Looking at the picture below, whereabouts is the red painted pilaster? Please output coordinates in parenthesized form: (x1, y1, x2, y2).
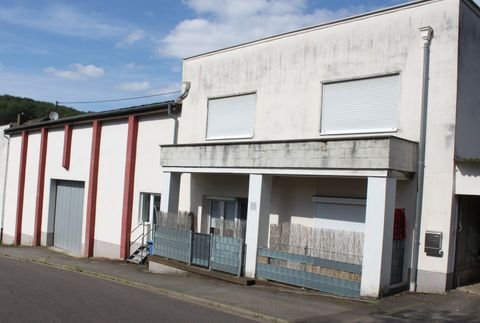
(120, 116, 139, 259)
(85, 120, 102, 257)
(14, 131, 29, 245)
(33, 128, 48, 246)
(62, 124, 72, 170)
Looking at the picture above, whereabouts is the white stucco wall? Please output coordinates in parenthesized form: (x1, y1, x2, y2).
(42, 125, 92, 253)
(94, 120, 128, 258)
(0, 125, 10, 240)
(20, 131, 41, 245)
(2, 134, 21, 244)
(132, 115, 175, 226)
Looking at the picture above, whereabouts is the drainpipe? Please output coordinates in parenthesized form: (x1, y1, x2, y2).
(410, 26, 434, 292)
(0, 131, 11, 244)
(168, 82, 191, 145)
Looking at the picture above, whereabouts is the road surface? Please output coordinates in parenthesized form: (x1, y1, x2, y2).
(0, 257, 254, 323)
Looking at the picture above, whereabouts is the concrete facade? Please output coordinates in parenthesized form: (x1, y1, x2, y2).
(160, 0, 480, 297)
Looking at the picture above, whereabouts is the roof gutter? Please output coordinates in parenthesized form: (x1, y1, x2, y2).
(410, 26, 434, 292)
(4, 101, 176, 135)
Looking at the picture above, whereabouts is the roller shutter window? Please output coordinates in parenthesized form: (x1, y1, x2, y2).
(206, 93, 256, 140)
(321, 74, 399, 134)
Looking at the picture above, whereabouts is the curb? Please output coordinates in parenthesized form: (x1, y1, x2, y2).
(0, 253, 287, 323)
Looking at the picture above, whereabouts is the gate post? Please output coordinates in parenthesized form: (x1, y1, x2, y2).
(188, 230, 192, 265)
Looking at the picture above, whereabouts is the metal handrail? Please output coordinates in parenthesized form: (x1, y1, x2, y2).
(130, 226, 154, 246)
(129, 222, 155, 262)
(130, 222, 143, 234)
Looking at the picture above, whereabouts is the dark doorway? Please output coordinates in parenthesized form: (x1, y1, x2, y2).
(455, 195, 480, 287)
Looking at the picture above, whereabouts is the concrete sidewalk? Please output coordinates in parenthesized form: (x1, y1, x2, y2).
(1, 246, 479, 322)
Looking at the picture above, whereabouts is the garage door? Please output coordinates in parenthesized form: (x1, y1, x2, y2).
(53, 180, 85, 254)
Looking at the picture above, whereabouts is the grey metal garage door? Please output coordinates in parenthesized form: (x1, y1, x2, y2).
(53, 180, 85, 254)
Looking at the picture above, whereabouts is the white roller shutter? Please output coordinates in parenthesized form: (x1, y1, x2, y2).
(321, 75, 399, 134)
(207, 94, 256, 140)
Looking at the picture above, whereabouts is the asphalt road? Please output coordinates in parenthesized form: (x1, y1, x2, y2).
(0, 257, 254, 323)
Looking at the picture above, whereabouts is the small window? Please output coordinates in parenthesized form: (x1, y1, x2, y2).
(206, 93, 256, 140)
(321, 74, 399, 134)
(139, 192, 161, 224)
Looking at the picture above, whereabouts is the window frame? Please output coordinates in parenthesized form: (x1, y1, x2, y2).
(138, 192, 161, 224)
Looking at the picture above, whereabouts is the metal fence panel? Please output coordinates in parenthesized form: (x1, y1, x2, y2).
(256, 263, 360, 298)
(153, 226, 191, 263)
(256, 247, 361, 298)
(211, 235, 244, 275)
(257, 248, 362, 274)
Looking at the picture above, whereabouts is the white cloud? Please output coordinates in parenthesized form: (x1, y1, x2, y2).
(125, 62, 140, 70)
(0, 4, 123, 39)
(116, 30, 145, 48)
(158, 0, 372, 58)
(44, 64, 105, 80)
(115, 81, 150, 91)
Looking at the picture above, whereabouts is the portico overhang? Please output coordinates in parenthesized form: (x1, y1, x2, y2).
(160, 136, 417, 179)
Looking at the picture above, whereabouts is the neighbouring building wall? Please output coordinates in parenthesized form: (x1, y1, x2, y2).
(455, 1, 480, 161)
(20, 131, 41, 245)
(94, 120, 128, 258)
(132, 115, 175, 225)
(178, 0, 460, 145)
(0, 125, 10, 240)
(42, 125, 92, 251)
(1, 133, 21, 244)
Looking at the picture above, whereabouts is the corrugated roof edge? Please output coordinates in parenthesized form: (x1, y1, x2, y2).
(4, 100, 179, 134)
(183, 0, 472, 61)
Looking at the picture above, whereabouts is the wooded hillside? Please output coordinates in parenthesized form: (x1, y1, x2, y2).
(0, 95, 84, 125)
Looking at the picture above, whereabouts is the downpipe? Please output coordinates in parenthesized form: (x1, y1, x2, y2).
(410, 26, 434, 292)
(168, 81, 191, 145)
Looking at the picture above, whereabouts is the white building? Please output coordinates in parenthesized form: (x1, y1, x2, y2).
(1, 0, 480, 299)
(0, 103, 179, 260)
(160, 0, 480, 297)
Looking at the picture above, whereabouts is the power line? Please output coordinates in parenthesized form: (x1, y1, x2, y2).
(56, 90, 181, 105)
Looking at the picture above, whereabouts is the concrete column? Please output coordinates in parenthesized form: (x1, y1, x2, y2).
(160, 172, 181, 214)
(361, 177, 397, 297)
(244, 174, 272, 278)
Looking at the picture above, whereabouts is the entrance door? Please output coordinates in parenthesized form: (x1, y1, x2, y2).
(455, 195, 480, 287)
(207, 198, 247, 239)
(53, 180, 85, 254)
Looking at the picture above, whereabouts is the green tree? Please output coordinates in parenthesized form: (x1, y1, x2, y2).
(0, 95, 84, 125)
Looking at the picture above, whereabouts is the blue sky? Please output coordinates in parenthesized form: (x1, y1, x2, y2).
(0, 0, 438, 111)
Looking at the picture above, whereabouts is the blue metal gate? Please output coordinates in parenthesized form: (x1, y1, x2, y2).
(191, 232, 211, 268)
